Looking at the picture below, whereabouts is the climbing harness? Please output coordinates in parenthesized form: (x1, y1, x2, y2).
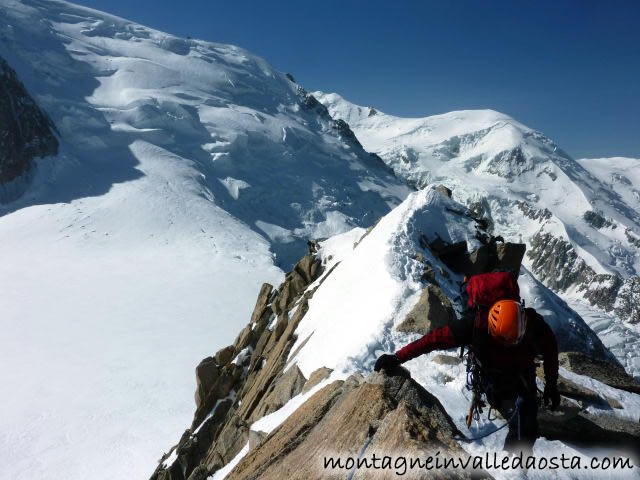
(455, 349, 524, 443)
(462, 349, 490, 428)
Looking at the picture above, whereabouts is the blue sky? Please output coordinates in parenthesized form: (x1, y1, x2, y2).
(77, 0, 639, 159)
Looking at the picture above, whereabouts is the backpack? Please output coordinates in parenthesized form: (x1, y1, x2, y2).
(462, 271, 519, 334)
(466, 271, 520, 320)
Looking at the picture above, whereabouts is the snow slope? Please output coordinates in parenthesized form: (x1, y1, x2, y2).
(577, 157, 640, 216)
(0, 2, 408, 479)
(314, 92, 640, 375)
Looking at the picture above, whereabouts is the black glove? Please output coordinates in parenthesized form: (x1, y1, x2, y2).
(543, 381, 560, 410)
(374, 353, 400, 372)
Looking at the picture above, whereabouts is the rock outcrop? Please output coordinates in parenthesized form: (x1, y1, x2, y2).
(272, 255, 321, 315)
(150, 254, 324, 480)
(302, 367, 333, 393)
(226, 370, 488, 480)
(558, 352, 640, 395)
(435, 184, 453, 199)
(251, 364, 306, 420)
(538, 397, 640, 453)
(529, 232, 640, 324)
(396, 284, 456, 335)
(0, 56, 58, 200)
(422, 199, 526, 278)
(528, 354, 640, 452)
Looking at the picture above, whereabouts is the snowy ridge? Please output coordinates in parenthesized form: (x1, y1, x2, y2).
(287, 188, 613, 378)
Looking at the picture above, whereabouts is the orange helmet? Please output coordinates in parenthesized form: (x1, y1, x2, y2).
(488, 300, 526, 345)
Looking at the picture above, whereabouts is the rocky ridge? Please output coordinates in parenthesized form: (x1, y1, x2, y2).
(150, 251, 326, 480)
(529, 232, 640, 324)
(226, 370, 485, 480)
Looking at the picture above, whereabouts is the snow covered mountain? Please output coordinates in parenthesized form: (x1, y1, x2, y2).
(314, 92, 640, 376)
(1, 1, 637, 479)
(0, 2, 407, 480)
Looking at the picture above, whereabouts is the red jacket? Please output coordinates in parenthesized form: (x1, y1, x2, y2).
(395, 308, 559, 384)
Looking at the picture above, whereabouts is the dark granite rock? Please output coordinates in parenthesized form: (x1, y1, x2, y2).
(0, 56, 58, 198)
(558, 352, 640, 394)
(515, 201, 552, 221)
(396, 285, 456, 335)
(435, 184, 452, 198)
(529, 232, 640, 324)
(583, 210, 614, 230)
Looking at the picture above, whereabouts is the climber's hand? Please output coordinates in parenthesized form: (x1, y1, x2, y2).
(543, 381, 560, 410)
(374, 354, 400, 372)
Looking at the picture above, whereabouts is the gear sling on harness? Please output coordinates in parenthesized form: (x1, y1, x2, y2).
(456, 395, 524, 442)
(455, 347, 524, 442)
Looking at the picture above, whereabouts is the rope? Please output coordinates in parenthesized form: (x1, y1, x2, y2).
(454, 396, 523, 443)
(459, 348, 532, 442)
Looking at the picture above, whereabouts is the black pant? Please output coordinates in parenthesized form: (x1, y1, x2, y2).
(486, 371, 538, 456)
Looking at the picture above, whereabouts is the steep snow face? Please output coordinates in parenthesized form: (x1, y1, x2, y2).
(315, 92, 640, 369)
(0, 2, 409, 480)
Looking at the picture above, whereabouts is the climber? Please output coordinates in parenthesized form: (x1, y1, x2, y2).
(374, 272, 560, 456)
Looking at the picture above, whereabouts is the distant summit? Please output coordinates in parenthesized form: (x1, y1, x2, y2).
(315, 91, 640, 372)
